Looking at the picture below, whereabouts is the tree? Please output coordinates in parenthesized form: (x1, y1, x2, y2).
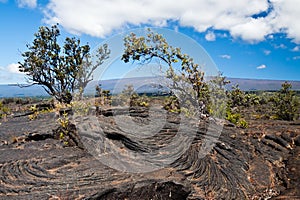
(121, 29, 211, 116)
(271, 82, 299, 121)
(208, 72, 230, 118)
(19, 24, 110, 104)
(228, 84, 245, 108)
(95, 84, 111, 106)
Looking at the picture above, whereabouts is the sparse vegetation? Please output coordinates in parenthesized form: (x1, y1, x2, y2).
(113, 84, 135, 106)
(57, 111, 69, 130)
(95, 84, 111, 107)
(0, 101, 10, 119)
(70, 100, 91, 116)
(120, 29, 300, 125)
(163, 95, 180, 113)
(56, 111, 71, 146)
(130, 93, 150, 108)
(270, 82, 300, 121)
(207, 73, 229, 119)
(112, 85, 150, 108)
(28, 105, 39, 120)
(226, 84, 249, 127)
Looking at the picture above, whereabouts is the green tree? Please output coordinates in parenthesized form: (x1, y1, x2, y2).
(121, 29, 212, 116)
(271, 82, 299, 121)
(228, 84, 245, 108)
(19, 24, 110, 104)
(208, 72, 230, 118)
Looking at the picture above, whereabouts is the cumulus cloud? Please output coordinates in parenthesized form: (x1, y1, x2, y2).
(205, 31, 216, 41)
(7, 63, 22, 74)
(230, 18, 272, 42)
(292, 46, 299, 52)
(220, 54, 231, 59)
(16, 0, 37, 9)
(270, 0, 300, 43)
(42, 0, 300, 43)
(0, 64, 26, 84)
(257, 64, 267, 69)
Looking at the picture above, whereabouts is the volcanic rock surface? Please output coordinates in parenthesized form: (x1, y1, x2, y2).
(0, 106, 299, 199)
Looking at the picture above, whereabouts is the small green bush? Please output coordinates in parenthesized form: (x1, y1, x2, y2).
(95, 85, 111, 106)
(0, 101, 10, 119)
(226, 109, 248, 128)
(226, 111, 241, 124)
(163, 96, 180, 113)
(237, 119, 249, 129)
(28, 105, 39, 120)
(130, 94, 150, 108)
(270, 82, 300, 121)
(228, 85, 245, 107)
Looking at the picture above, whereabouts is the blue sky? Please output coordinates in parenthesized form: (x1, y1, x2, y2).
(0, 0, 300, 84)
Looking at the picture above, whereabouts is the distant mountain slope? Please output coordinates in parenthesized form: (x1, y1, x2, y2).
(92, 77, 300, 94)
(226, 78, 300, 91)
(0, 84, 49, 98)
(1, 77, 300, 97)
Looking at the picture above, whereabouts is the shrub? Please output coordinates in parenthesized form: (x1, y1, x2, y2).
(130, 94, 150, 108)
(270, 82, 300, 121)
(0, 101, 10, 119)
(228, 84, 246, 107)
(226, 109, 248, 128)
(244, 93, 260, 106)
(95, 84, 111, 106)
(225, 84, 249, 128)
(70, 100, 91, 115)
(112, 84, 135, 106)
(163, 96, 180, 113)
(112, 85, 150, 108)
(237, 119, 249, 129)
(208, 73, 229, 119)
(28, 105, 39, 120)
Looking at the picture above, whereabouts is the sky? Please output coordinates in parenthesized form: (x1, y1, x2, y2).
(0, 0, 300, 84)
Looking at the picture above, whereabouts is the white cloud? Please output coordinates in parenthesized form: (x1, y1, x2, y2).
(220, 54, 231, 59)
(263, 50, 271, 55)
(0, 0, 7, 3)
(16, 0, 37, 9)
(292, 46, 300, 52)
(0, 64, 26, 84)
(257, 64, 267, 69)
(7, 63, 22, 74)
(42, 0, 300, 43)
(205, 31, 216, 41)
(270, 0, 300, 43)
(230, 18, 272, 43)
